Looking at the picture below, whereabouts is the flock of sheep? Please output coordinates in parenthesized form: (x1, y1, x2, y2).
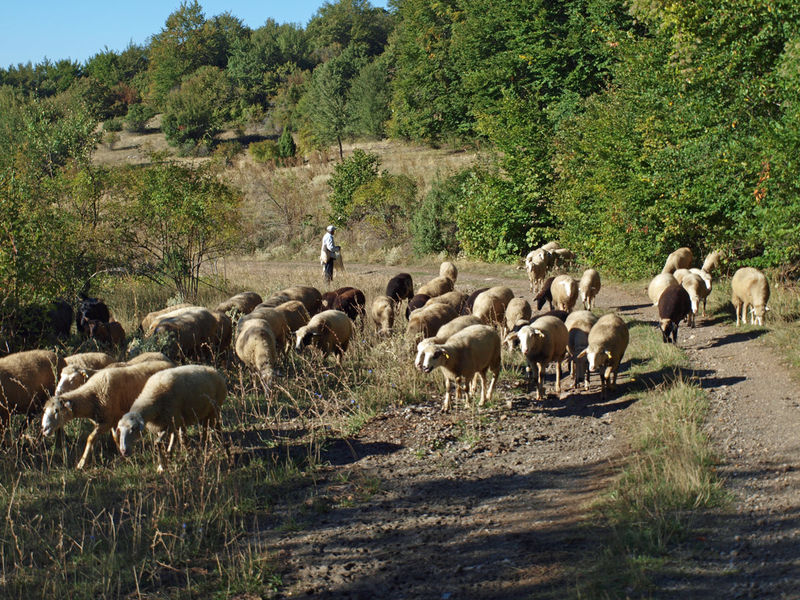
(0, 245, 771, 472)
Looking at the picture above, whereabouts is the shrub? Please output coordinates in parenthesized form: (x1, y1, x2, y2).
(162, 66, 232, 146)
(124, 103, 156, 133)
(410, 171, 469, 256)
(102, 117, 123, 132)
(277, 127, 297, 158)
(349, 173, 417, 240)
(249, 140, 280, 163)
(327, 149, 380, 226)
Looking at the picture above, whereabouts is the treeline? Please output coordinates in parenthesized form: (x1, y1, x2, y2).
(2, 0, 800, 333)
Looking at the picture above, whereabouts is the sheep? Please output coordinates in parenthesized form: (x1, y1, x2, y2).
(406, 293, 431, 319)
(565, 310, 598, 390)
(140, 303, 193, 332)
(472, 287, 512, 333)
(416, 324, 501, 411)
(505, 297, 532, 334)
(417, 276, 454, 298)
(672, 268, 691, 285)
(216, 291, 263, 315)
(273, 301, 311, 332)
(576, 313, 629, 399)
(332, 288, 367, 325)
(579, 269, 601, 310)
(76, 294, 110, 334)
(647, 273, 680, 306)
(1, 350, 66, 430)
(439, 261, 458, 283)
(661, 247, 694, 274)
(507, 316, 568, 401)
(55, 352, 117, 396)
(552, 248, 576, 270)
(702, 250, 722, 274)
(414, 315, 482, 370)
(524, 252, 548, 293)
(42, 358, 175, 469)
(463, 288, 490, 315)
(115, 365, 227, 472)
(688, 268, 713, 315)
(320, 287, 355, 311)
(238, 307, 291, 353)
(425, 291, 468, 315)
(731, 267, 770, 326)
(406, 302, 458, 346)
(294, 310, 355, 361)
(56, 351, 174, 397)
(550, 275, 579, 312)
(147, 306, 220, 360)
(658, 285, 692, 343)
(263, 286, 322, 315)
(534, 309, 570, 322)
(370, 295, 396, 336)
(681, 273, 709, 327)
(541, 241, 561, 252)
(210, 310, 233, 352)
(236, 318, 279, 384)
(386, 273, 414, 305)
(85, 319, 126, 348)
(533, 277, 556, 311)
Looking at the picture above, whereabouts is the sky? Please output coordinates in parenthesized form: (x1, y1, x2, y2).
(1, 0, 390, 69)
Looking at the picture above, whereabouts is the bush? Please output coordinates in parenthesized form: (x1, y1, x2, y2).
(162, 66, 232, 147)
(102, 117, 123, 132)
(410, 171, 469, 256)
(124, 103, 156, 133)
(249, 140, 280, 163)
(349, 173, 417, 240)
(277, 127, 297, 158)
(328, 149, 381, 226)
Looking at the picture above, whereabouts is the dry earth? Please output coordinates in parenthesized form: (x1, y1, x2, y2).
(253, 264, 799, 599)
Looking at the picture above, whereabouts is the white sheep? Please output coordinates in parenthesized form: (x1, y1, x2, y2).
(235, 318, 279, 384)
(273, 300, 311, 332)
(565, 310, 598, 390)
(578, 269, 601, 310)
(55, 352, 116, 396)
(115, 365, 227, 472)
(1, 350, 65, 430)
(294, 310, 355, 361)
(731, 267, 770, 326)
(216, 291, 263, 315)
(662, 247, 694, 274)
(417, 276, 455, 298)
(524, 251, 548, 293)
(504, 298, 532, 334)
(439, 261, 458, 283)
(681, 272, 709, 327)
(509, 315, 568, 400)
(689, 268, 713, 316)
(140, 303, 193, 333)
(147, 306, 222, 360)
(42, 358, 175, 469)
(239, 307, 291, 353)
(406, 302, 458, 346)
(576, 313, 629, 399)
(416, 324, 501, 411)
(472, 286, 514, 333)
(702, 250, 722, 274)
(370, 295, 396, 336)
(414, 315, 482, 371)
(425, 291, 468, 315)
(550, 275, 579, 312)
(647, 273, 680, 306)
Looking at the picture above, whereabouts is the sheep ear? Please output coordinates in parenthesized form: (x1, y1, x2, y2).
(576, 349, 587, 359)
(535, 329, 545, 338)
(605, 350, 613, 359)
(63, 400, 72, 411)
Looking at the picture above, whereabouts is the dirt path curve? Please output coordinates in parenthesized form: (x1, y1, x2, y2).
(262, 265, 800, 599)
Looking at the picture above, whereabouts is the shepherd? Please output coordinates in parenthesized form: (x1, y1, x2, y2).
(320, 225, 341, 284)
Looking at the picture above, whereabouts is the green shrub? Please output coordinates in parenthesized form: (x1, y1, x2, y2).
(277, 127, 297, 158)
(350, 173, 417, 239)
(327, 149, 381, 226)
(124, 103, 156, 132)
(410, 171, 469, 256)
(102, 117, 123, 132)
(162, 66, 232, 146)
(249, 140, 280, 163)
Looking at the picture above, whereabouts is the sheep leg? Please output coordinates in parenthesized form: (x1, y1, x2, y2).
(475, 371, 487, 407)
(76, 424, 110, 470)
(555, 359, 562, 393)
(442, 377, 452, 412)
(485, 369, 498, 405)
(536, 362, 545, 400)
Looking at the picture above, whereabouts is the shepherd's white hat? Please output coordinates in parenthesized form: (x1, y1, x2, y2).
(326, 225, 336, 233)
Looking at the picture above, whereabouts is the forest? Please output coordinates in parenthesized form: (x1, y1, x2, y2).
(2, 0, 799, 336)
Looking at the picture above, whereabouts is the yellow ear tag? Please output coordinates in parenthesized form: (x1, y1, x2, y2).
(605, 350, 613, 359)
(443, 352, 450, 360)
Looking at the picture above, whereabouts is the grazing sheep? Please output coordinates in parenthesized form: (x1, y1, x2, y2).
(85, 319, 126, 348)
(702, 250, 722, 274)
(236, 318, 279, 384)
(425, 291, 468, 315)
(672, 268, 691, 285)
(541, 241, 561, 252)
(216, 292, 263, 315)
(681, 273, 709, 327)
(370, 295, 396, 336)
(565, 310, 599, 390)
(263, 286, 322, 315)
(76, 294, 110, 334)
(238, 307, 291, 353)
(661, 247, 694, 274)
(386, 273, 414, 305)
(577, 314, 629, 399)
(414, 315, 482, 370)
(210, 310, 233, 352)
(524, 251, 548, 293)
(416, 324, 501, 411)
(406, 302, 458, 346)
(731, 267, 770, 326)
(273, 301, 311, 332)
(552, 248, 575, 270)
(148, 306, 220, 360)
(140, 303, 193, 332)
(1, 350, 65, 429)
(55, 352, 117, 396)
(688, 268, 713, 315)
(332, 288, 367, 325)
(507, 316, 568, 400)
(463, 288, 490, 315)
(579, 269, 601, 310)
(115, 365, 227, 472)
(417, 276, 455, 298)
(320, 287, 355, 311)
(550, 275, 579, 313)
(439, 261, 458, 283)
(505, 298, 532, 334)
(534, 277, 556, 311)
(658, 286, 693, 343)
(647, 273, 680, 306)
(472, 287, 513, 333)
(406, 293, 432, 319)
(294, 310, 355, 361)
(42, 358, 175, 469)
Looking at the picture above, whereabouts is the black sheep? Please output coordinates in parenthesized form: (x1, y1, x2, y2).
(386, 273, 414, 304)
(658, 286, 692, 344)
(534, 277, 556, 311)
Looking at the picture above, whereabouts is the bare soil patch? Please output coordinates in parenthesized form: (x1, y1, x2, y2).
(252, 263, 800, 599)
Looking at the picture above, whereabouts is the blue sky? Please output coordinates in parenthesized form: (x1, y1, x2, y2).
(1, 1, 390, 69)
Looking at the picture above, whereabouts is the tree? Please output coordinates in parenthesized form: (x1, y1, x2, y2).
(306, 0, 394, 59)
(347, 56, 391, 138)
(162, 65, 233, 147)
(327, 149, 380, 225)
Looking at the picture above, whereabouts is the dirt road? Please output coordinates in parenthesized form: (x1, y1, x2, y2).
(260, 266, 800, 599)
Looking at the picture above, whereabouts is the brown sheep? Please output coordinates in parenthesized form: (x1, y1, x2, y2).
(85, 319, 126, 348)
(216, 291, 263, 315)
(115, 365, 227, 472)
(386, 273, 414, 305)
(406, 293, 432, 319)
(658, 286, 692, 343)
(417, 276, 455, 298)
(1, 350, 65, 430)
(406, 303, 458, 346)
(370, 296, 396, 336)
(662, 247, 694, 274)
(294, 310, 355, 361)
